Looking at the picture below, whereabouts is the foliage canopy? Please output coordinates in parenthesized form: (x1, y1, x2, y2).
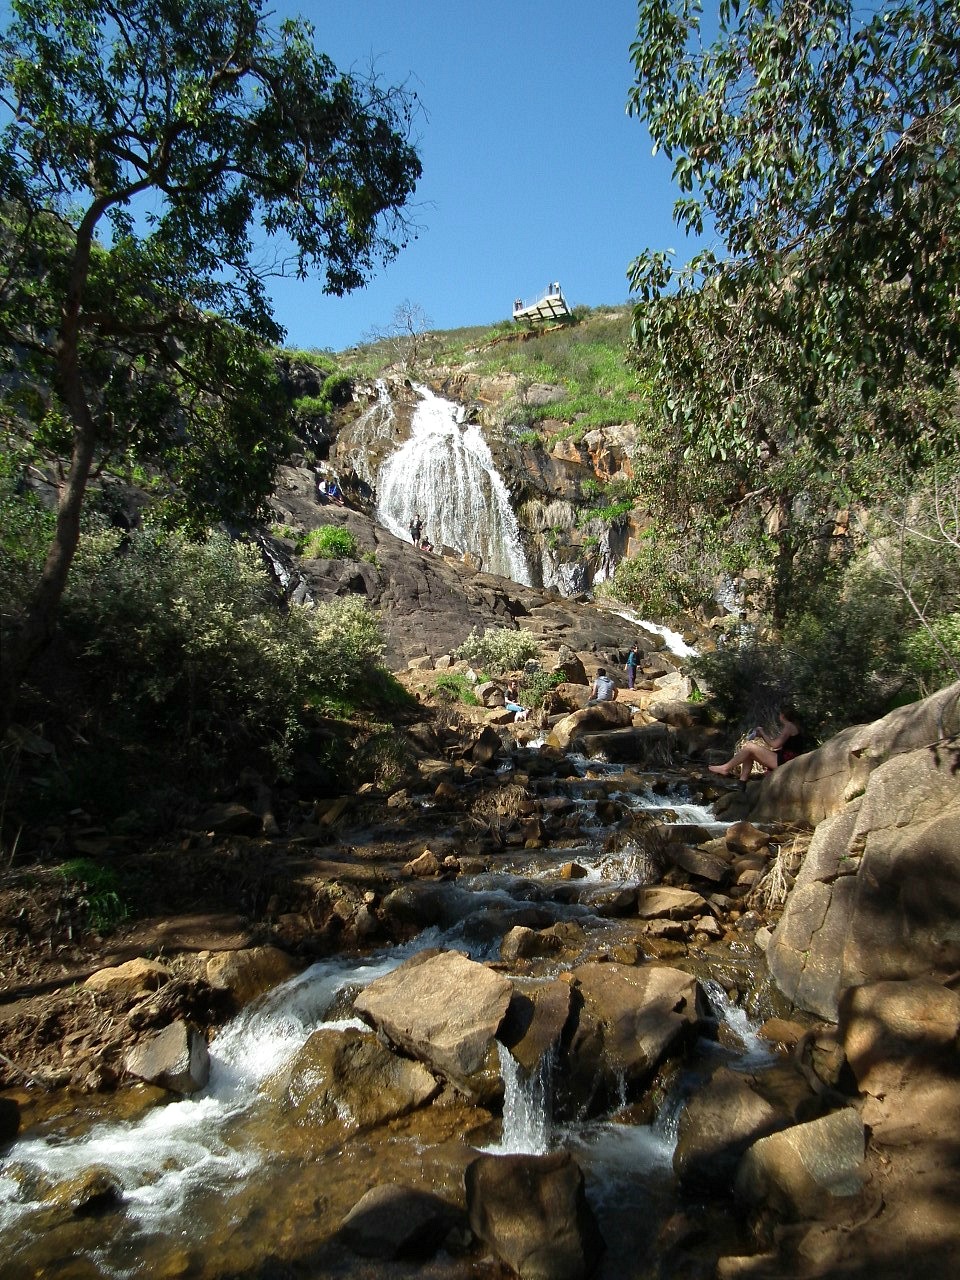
(628, 0, 960, 461)
(0, 0, 421, 709)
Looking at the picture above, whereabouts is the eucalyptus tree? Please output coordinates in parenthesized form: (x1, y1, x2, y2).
(628, 0, 960, 463)
(0, 0, 421, 716)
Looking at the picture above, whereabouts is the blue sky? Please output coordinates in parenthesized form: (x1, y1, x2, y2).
(267, 0, 693, 352)
(0, 0, 697, 353)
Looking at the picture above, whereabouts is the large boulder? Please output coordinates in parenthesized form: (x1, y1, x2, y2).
(352, 950, 513, 1101)
(735, 1108, 866, 1221)
(838, 979, 960, 1098)
(558, 963, 706, 1115)
(673, 1067, 788, 1191)
(749, 680, 960, 826)
(339, 1183, 458, 1261)
(547, 702, 634, 750)
(766, 734, 960, 1018)
(205, 946, 298, 1009)
(465, 1151, 604, 1280)
(286, 1027, 439, 1129)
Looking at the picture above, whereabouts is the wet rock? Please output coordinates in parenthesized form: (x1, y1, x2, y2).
(43, 1167, 123, 1217)
(124, 1019, 209, 1094)
(500, 925, 564, 963)
(287, 1027, 439, 1129)
(0, 1096, 20, 1143)
(588, 887, 638, 918)
(499, 980, 573, 1073)
(561, 963, 706, 1114)
(838, 978, 960, 1097)
(674, 1066, 788, 1191)
(559, 861, 589, 880)
(83, 958, 173, 999)
(204, 945, 298, 1009)
(340, 1182, 458, 1260)
(465, 1151, 604, 1280)
(353, 950, 513, 1101)
(735, 1107, 866, 1220)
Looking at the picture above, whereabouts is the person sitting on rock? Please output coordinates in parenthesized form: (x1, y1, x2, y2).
(708, 704, 807, 785)
(587, 668, 617, 704)
(504, 679, 528, 719)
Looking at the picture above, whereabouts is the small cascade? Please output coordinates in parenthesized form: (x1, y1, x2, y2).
(376, 384, 532, 584)
(494, 1043, 554, 1155)
(339, 378, 397, 490)
(703, 978, 774, 1069)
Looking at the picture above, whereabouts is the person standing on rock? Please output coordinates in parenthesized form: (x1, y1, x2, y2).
(409, 513, 423, 544)
(625, 647, 639, 689)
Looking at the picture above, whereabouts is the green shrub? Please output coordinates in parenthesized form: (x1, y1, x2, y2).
(519, 668, 564, 707)
(454, 626, 541, 674)
(55, 858, 129, 933)
(902, 613, 960, 695)
(60, 525, 384, 772)
(433, 672, 481, 705)
(302, 525, 359, 559)
(601, 525, 716, 621)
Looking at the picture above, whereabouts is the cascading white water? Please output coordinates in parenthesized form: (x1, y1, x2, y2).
(376, 384, 532, 584)
(343, 378, 396, 489)
(494, 1043, 554, 1156)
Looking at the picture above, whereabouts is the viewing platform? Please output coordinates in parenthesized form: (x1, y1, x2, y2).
(512, 282, 571, 324)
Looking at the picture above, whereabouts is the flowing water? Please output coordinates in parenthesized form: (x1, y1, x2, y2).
(0, 760, 774, 1279)
(375, 385, 532, 584)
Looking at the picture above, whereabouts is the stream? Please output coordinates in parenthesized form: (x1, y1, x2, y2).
(0, 752, 779, 1279)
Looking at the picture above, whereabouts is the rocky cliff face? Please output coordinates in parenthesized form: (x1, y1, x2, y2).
(267, 462, 660, 670)
(741, 681, 960, 1019)
(283, 357, 645, 597)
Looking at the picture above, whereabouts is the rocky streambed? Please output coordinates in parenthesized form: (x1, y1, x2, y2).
(1, 704, 957, 1280)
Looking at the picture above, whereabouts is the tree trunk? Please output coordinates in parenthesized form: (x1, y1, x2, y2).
(0, 343, 97, 734)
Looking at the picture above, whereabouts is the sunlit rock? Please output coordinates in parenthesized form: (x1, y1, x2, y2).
(353, 950, 513, 1102)
(124, 1019, 209, 1094)
(735, 1108, 866, 1220)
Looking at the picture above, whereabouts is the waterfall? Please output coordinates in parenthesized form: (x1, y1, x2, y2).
(495, 1042, 553, 1155)
(343, 379, 396, 490)
(376, 384, 532, 585)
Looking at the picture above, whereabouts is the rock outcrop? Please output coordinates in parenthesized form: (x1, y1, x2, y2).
(763, 683, 960, 1018)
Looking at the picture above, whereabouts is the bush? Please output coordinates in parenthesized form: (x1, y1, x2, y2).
(433, 673, 481, 705)
(302, 525, 359, 559)
(903, 612, 960, 694)
(60, 525, 384, 772)
(454, 627, 541, 674)
(601, 525, 717, 621)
